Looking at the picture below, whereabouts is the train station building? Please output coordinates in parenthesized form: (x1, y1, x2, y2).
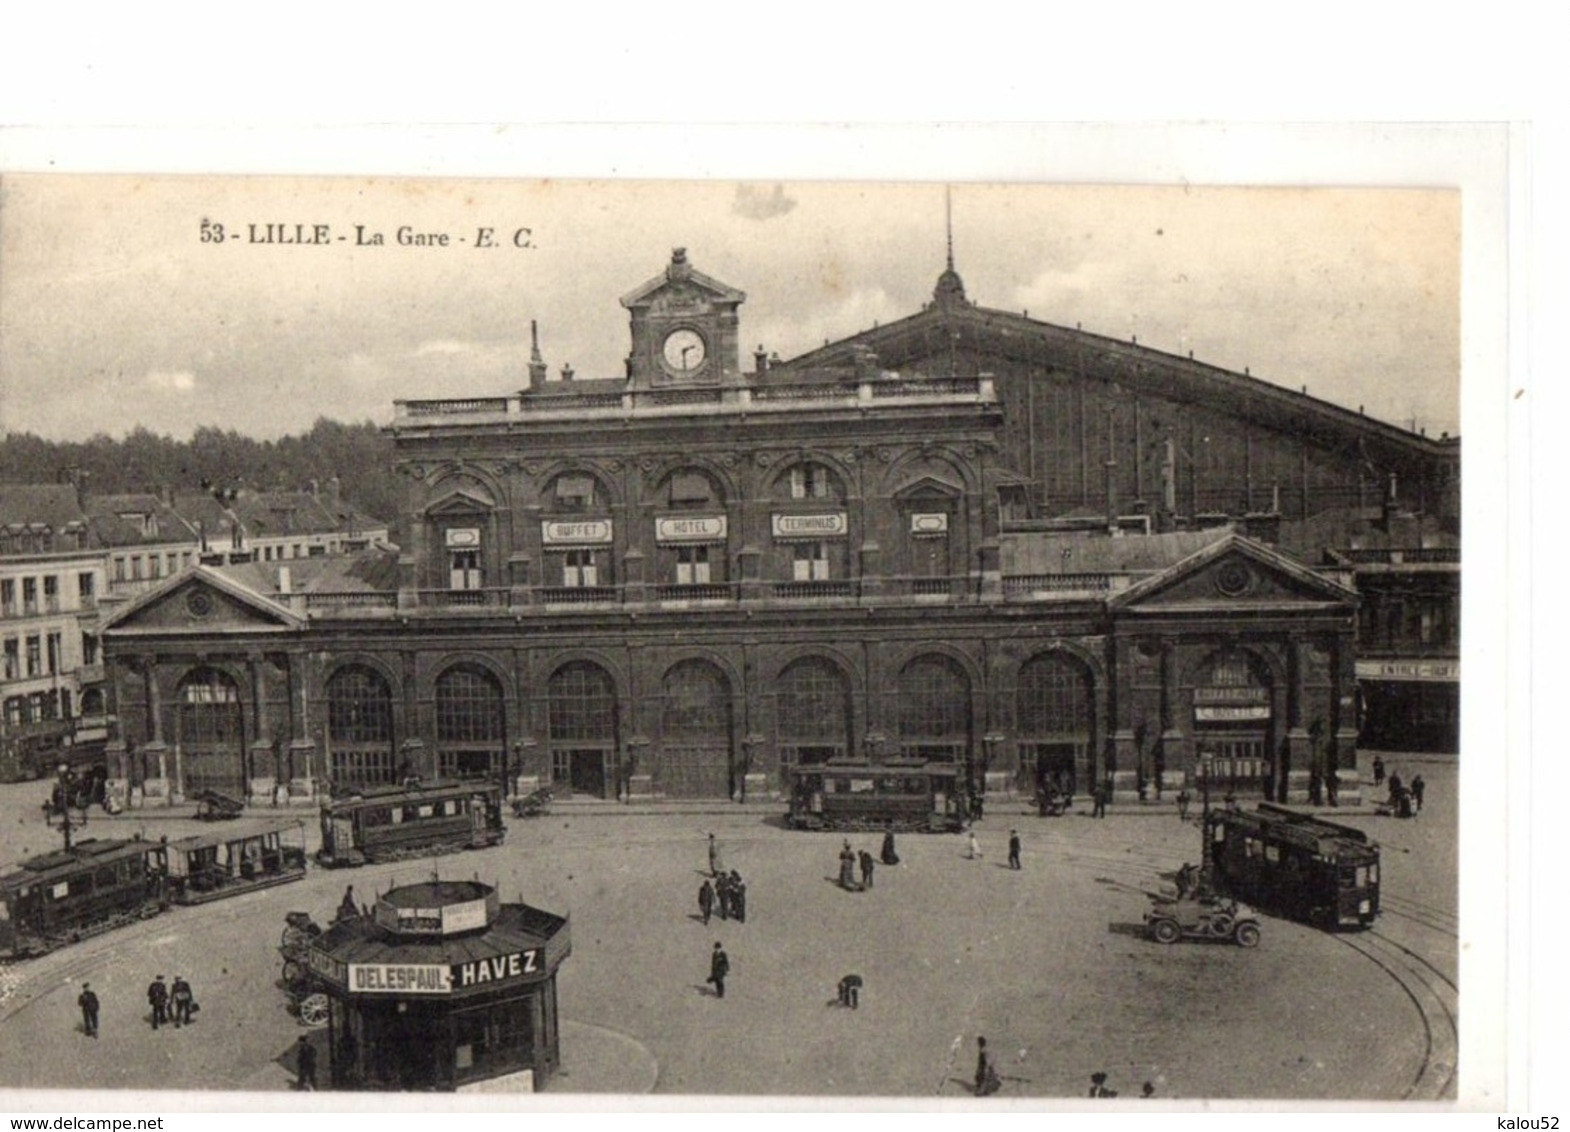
(97, 247, 1460, 809)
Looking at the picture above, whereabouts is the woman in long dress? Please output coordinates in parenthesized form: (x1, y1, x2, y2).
(838, 841, 857, 889)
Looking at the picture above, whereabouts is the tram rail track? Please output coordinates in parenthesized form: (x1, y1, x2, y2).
(1332, 928, 1459, 1100)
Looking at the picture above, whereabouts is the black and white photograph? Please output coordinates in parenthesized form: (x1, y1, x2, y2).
(0, 146, 1508, 1113)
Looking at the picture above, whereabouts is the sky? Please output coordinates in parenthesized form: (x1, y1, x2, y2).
(0, 176, 1460, 442)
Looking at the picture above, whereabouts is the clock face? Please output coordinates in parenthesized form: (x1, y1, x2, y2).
(662, 328, 708, 373)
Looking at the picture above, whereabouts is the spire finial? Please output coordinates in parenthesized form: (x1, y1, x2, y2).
(945, 184, 955, 272)
(933, 185, 967, 308)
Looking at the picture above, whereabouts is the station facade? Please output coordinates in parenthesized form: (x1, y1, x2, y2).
(99, 248, 1459, 808)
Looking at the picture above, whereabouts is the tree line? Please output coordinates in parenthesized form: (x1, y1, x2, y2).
(0, 418, 400, 522)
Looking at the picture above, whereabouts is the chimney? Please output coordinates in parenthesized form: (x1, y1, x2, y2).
(754, 346, 769, 377)
(327, 475, 342, 509)
(527, 320, 548, 391)
(560, 364, 575, 383)
(1104, 408, 1119, 533)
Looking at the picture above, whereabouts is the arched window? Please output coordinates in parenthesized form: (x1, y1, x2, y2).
(175, 668, 245, 798)
(775, 657, 852, 768)
(542, 472, 615, 596)
(327, 665, 396, 787)
(547, 661, 618, 798)
(1193, 650, 1273, 797)
(435, 665, 505, 780)
(896, 655, 971, 762)
(1016, 653, 1094, 798)
(658, 659, 734, 798)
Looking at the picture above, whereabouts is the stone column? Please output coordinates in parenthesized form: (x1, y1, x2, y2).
(1109, 638, 1140, 805)
(140, 656, 170, 806)
(286, 650, 318, 804)
(1158, 637, 1188, 791)
(1283, 642, 1313, 805)
(247, 652, 276, 806)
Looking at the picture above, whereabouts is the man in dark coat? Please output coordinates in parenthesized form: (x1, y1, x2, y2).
(698, 878, 715, 925)
(78, 982, 99, 1038)
(1007, 829, 1022, 870)
(1372, 755, 1386, 786)
(974, 1036, 1000, 1096)
(1411, 774, 1426, 811)
(880, 829, 899, 866)
(147, 975, 169, 1030)
(715, 872, 731, 920)
(708, 942, 730, 998)
(729, 872, 747, 923)
(170, 976, 195, 1027)
(858, 850, 875, 889)
(1092, 783, 1107, 819)
(295, 1036, 318, 1090)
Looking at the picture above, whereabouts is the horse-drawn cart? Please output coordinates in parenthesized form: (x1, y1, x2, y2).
(278, 911, 330, 1026)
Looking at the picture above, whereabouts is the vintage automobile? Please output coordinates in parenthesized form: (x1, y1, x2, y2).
(1144, 892, 1262, 947)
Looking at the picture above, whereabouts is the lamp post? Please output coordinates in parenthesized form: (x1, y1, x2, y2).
(1199, 748, 1214, 871)
(47, 763, 83, 851)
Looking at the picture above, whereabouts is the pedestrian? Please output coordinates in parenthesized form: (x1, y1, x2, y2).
(1411, 774, 1426, 811)
(974, 1036, 1001, 1096)
(859, 849, 875, 889)
(881, 829, 900, 866)
(715, 871, 731, 920)
(1007, 829, 1022, 870)
(147, 975, 168, 1030)
(1141, 1081, 1156, 1099)
(707, 832, 725, 878)
(967, 829, 983, 860)
(170, 975, 194, 1027)
(295, 1036, 318, 1091)
(838, 840, 857, 890)
(1176, 788, 1192, 821)
(1092, 783, 1107, 819)
(1388, 771, 1403, 804)
(837, 973, 863, 1009)
(77, 982, 99, 1038)
(707, 941, 730, 998)
(337, 885, 358, 922)
(730, 872, 747, 923)
(971, 792, 985, 821)
(1090, 1070, 1117, 1098)
(698, 878, 715, 925)
(1326, 767, 1340, 807)
(1372, 755, 1386, 787)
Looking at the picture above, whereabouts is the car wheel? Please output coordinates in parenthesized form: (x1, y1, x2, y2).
(1234, 922, 1261, 948)
(1152, 919, 1181, 944)
(1209, 914, 1235, 938)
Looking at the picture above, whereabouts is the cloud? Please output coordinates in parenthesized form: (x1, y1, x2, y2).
(144, 369, 196, 391)
(732, 184, 797, 222)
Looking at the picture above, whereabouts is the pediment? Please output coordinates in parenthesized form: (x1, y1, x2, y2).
(426, 487, 497, 516)
(1111, 536, 1356, 612)
(893, 474, 964, 502)
(99, 570, 304, 636)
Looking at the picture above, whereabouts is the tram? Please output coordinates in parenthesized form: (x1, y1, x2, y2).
(0, 838, 167, 960)
(316, 779, 506, 868)
(162, 820, 309, 905)
(1205, 803, 1380, 929)
(786, 759, 967, 833)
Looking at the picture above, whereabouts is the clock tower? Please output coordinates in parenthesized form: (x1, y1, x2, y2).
(619, 248, 746, 389)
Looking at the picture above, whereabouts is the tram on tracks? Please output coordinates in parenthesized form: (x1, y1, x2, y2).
(162, 819, 309, 905)
(316, 779, 506, 868)
(1206, 802, 1380, 929)
(0, 838, 168, 960)
(786, 759, 968, 833)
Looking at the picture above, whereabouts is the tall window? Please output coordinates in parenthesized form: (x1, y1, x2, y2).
(328, 666, 397, 786)
(792, 543, 830, 581)
(22, 578, 37, 612)
(1, 579, 13, 614)
(776, 657, 853, 765)
(789, 464, 832, 500)
(547, 662, 617, 742)
(897, 655, 971, 757)
(553, 474, 598, 512)
(449, 549, 483, 590)
(46, 633, 61, 675)
(43, 575, 59, 611)
(2, 638, 17, 680)
(78, 572, 95, 602)
(26, 636, 40, 677)
(562, 549, 599, 587)
(435, 666, 505, 779)
(83, 635, 98, 666)
(675, 545, 711, 585)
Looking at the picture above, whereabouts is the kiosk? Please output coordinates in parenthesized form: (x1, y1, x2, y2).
(307, 880, 570, 1091)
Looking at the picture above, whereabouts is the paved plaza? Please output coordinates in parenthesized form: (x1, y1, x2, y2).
(0, 756, 1457, 1103)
